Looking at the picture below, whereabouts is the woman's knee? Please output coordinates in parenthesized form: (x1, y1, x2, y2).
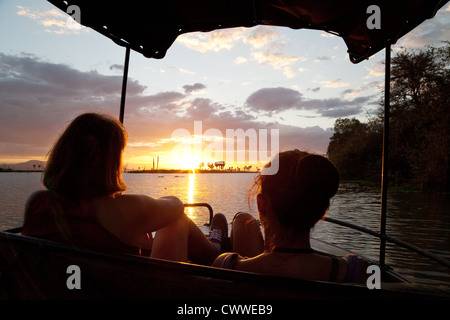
(157, 214, 190, 238)
(151, 215, 190, 261)
(232, 212, 259, 230)
(231, 212, 263, 256)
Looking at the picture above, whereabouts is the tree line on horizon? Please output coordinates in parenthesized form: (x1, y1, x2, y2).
(327, 42, 450, 191)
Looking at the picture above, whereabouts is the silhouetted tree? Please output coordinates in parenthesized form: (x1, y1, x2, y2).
(327, 118, 382, 180)
(327, 42, 450, 191)
(386, 42, 450, 190)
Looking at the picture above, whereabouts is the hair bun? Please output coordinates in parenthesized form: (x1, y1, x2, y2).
(295, 155, 339, 200)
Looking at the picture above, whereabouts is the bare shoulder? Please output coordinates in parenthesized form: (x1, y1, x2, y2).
(106, 194, 180, 208)
(26, 190, 51, 202)
(97, 193, 154, 209)
(25, 190, 51, 212)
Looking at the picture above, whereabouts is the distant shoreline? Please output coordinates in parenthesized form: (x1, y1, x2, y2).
(0, 168, 258, 174)
(126, 169, 259, 174)
(0, 169, 44, 173)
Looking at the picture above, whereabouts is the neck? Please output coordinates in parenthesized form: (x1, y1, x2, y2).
(263, 226, 311, 252)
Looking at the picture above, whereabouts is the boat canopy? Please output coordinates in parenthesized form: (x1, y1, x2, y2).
(48, 0, 447, 63)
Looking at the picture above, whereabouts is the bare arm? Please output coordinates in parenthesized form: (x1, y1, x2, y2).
(94, 194, 185, 248)
(144, 195, 185, 230)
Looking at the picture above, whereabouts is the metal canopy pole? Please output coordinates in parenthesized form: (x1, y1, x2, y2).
(119, 46, 131, 124)
(379, 43, 391, 267)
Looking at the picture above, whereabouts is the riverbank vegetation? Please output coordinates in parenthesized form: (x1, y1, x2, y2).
(327, 42, 450, 192)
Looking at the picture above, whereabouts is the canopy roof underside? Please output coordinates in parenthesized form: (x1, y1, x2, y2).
(48, 0, 447, 63)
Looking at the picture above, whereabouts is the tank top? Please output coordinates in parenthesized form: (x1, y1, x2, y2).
(218, 251, 361, 283)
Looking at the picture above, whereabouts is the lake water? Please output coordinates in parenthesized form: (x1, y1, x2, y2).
(1, 171, 449, 286)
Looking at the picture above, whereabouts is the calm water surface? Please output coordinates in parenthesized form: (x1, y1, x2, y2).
(1, 172, 449, 286)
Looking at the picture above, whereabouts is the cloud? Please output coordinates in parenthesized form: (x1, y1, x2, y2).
(170, 98, 332, 155)
(183, 83, 206, 94)
(245, 87, 374, 118)
(320, 33, 337, 39)
(184, 98, 224, 119)
(109, 64, 124, 71)
(364, 63, 385, 79)
(177, 26, 306, 78)
(0, 53, 336, 162)
(298, 96, 373, 118)
(234, 56, 248, 64)
(314, 79, 350, 88)
(314, 56, 331, 62)
(251, 51, 300, 70)
(176, 26, 280, 53)
(135, 91, 186, 110)
(242, 27, 279, 49)
(16, 5, 88, 35)
(246, 27, 307, 78)
(246, 87, 302, 113)
(0, 52, 176, 159)
(341, 81, 381, 98)
(168, 66, 196, 75)
(176, 28, 245, 53)
(275, 125, 333, 155)
(398, 4, 450, 48)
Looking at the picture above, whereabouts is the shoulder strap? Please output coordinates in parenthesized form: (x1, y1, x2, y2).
(220, 252, 240, 269)
(328, 257, 340, 282)
(344, 254, 360, 282)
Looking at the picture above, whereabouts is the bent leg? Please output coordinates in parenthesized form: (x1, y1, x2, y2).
(151, 215, 190, 261)
(186, 218, 221, 265)
(230, 213, 264, 258)
(151, 214, 219, 264)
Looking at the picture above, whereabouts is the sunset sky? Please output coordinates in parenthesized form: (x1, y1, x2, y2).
(1, 0, 449, 170)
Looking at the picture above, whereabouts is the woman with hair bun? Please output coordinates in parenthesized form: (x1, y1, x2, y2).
(213, 149, 369, 283)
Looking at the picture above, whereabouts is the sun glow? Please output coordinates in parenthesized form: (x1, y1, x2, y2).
(184, 154, 202, 172)
(185, 172, 196, 219)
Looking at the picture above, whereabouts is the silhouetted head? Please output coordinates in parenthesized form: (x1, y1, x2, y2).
(252, 149, 339, 234)
(44, 113, 127, 200)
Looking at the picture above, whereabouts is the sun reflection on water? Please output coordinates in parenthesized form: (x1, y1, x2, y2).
(185, 171, 195, 219)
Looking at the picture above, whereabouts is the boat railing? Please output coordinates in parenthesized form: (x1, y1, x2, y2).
(323, 216, 450, 269)
(4, 202, 449, 271)
(184, 203, 214, 226)
(181, 202, 450, 270)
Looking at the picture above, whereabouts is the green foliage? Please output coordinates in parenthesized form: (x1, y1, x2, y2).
(327, 42, 450, 191)
(327, 118, 382, 181)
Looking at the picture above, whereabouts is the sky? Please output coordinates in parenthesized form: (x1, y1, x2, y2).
(0, 0, 449, 170)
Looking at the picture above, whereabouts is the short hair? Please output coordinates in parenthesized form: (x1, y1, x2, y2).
(43, 113, 127, 200)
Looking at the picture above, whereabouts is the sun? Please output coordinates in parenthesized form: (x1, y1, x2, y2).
(176, 154, 201, 172)
(168, 143, 203, 171)
(186, 155, 202, 172)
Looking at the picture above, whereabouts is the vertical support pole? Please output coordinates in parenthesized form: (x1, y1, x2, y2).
(379, 43, 391, 267)
(119, 46, 131, 124)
